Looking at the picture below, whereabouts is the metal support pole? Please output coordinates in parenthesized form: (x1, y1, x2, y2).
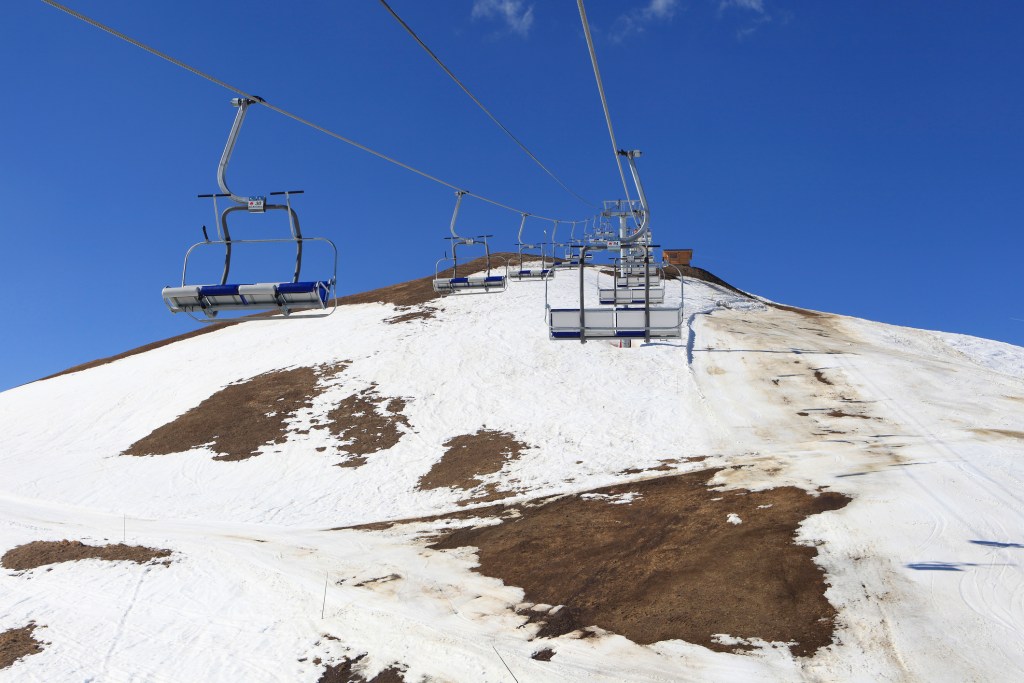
(643, 244, 651, 344)
(579, 245, 591, 344)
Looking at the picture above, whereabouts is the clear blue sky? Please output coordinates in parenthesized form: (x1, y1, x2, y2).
(2, 1, 1022, 390)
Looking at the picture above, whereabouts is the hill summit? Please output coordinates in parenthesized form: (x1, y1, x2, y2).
(1, 263, 1023, 681)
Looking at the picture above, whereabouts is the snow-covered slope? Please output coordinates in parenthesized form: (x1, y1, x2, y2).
(1, 266, 1022, 682)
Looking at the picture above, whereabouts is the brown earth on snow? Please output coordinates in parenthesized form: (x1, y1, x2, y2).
(122, 362, 349, 461)
(972, 428, 1024, 440)
(383, 308, 438, 325)
(318, 654, 406, 683)
(2, 540, 171, 571)
(430, 468, 850, 657)
(418, 430, 527, 492)
(328, 384, 411, 467)
(0, 623, 44, 670)
(339, 499, 520, 532)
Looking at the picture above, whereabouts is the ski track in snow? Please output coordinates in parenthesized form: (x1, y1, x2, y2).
(0, 269, 1022, 681)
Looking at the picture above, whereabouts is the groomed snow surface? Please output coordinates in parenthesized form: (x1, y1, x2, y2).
(1, 265, 1023, 681)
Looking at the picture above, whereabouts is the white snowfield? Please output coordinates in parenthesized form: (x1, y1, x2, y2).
(1, 266, 1023, 682)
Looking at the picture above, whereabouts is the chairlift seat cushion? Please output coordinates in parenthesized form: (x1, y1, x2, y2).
(163, 280, 331, 313)
(278, 281, 331, 305)
(200, 284, 241, 297)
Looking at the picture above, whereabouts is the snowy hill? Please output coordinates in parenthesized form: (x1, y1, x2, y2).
(1, 263, 1023, 682)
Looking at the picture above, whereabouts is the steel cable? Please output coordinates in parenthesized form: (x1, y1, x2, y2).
(40, 0, 579, 224)
(576, 0, 635, 208)
(378, 0, 595, 210)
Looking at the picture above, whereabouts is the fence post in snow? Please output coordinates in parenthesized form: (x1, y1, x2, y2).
(321, 571, 329, 618)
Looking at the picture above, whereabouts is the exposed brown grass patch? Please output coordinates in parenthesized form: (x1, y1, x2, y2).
(814, 369, 833, 385)
(338, 500, 518, 532)
(2, 540, 171, 571)
(826, 410, 871, 420)
(418, 430, 526, 491)
(770, 302, 825, 318)
(430, 469, 850, 656)
(384, 308, 438, 325)
(123, 363, 348, 461)
(318, 654, 406, 683)
(0, 623, 44, 670)
(327, 384, 410, 467)
(971, 428, 1024, 440)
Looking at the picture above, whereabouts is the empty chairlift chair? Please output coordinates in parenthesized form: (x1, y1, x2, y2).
(509, 213, 554, 281)
(548, 244, 683, 341)
(161, 98, 337, 321)
(432, 191, 508, 295)
(545, 150, 683, 342)
(598, 253, 665, 305)
(553, 221, 593, 269)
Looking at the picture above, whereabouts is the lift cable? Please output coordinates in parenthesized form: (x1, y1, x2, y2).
(378, 0, 596, 210)
(576, 0, 634, 208)
(40, 0, 582, 225)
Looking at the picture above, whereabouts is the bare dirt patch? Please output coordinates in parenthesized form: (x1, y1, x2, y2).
(384, 307, 438, 325)
(123, 363, 347, 461)
(0, 623, 44, 670)
(327, 384, 410, 467)
(418, 430, 527, 492)
(971, 428, 1024, 440)
(826, 410, 871, 420)
(769, 302, 825, 318)
(318, 654, 406, 683)
(339, 500, 518, 532)
(2, 540, 171, 571)
(619, 457, 704, 476)
(430, 469, 850, 656)
(814, 370, 833, 385)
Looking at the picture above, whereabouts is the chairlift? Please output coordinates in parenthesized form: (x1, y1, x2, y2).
(545, 150, 683, 342)
(161, 98, 338, 321)
(599, 254, 666, 305)
(554, 221, 593, 269)
(432, 191, 508, 295)
(509, 213, 553, 281)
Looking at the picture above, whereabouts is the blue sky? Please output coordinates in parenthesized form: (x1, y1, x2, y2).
(2, 1, 1022, 390)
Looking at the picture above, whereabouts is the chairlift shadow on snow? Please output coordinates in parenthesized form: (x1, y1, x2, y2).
(691, 348, 848, 355)
(970, 540, 1024, 549)
(905, 561, 1016, 571)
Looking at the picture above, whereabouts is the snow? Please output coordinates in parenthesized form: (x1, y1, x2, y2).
(1, 266, 1022, 681)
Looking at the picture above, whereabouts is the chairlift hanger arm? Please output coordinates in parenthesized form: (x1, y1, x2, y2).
(613, 149, 650, 244)
(217, 97, 260, 203)
(448, 190, 467, 239)
(517, 213, 528, 244)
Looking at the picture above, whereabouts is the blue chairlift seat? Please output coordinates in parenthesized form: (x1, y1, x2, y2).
(511, 268, 552, 280)
(162, 280, 331, 318)
(548, 307, 682, 340)
(432, 274, 507, 293)
(598, 285, 666, 305)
